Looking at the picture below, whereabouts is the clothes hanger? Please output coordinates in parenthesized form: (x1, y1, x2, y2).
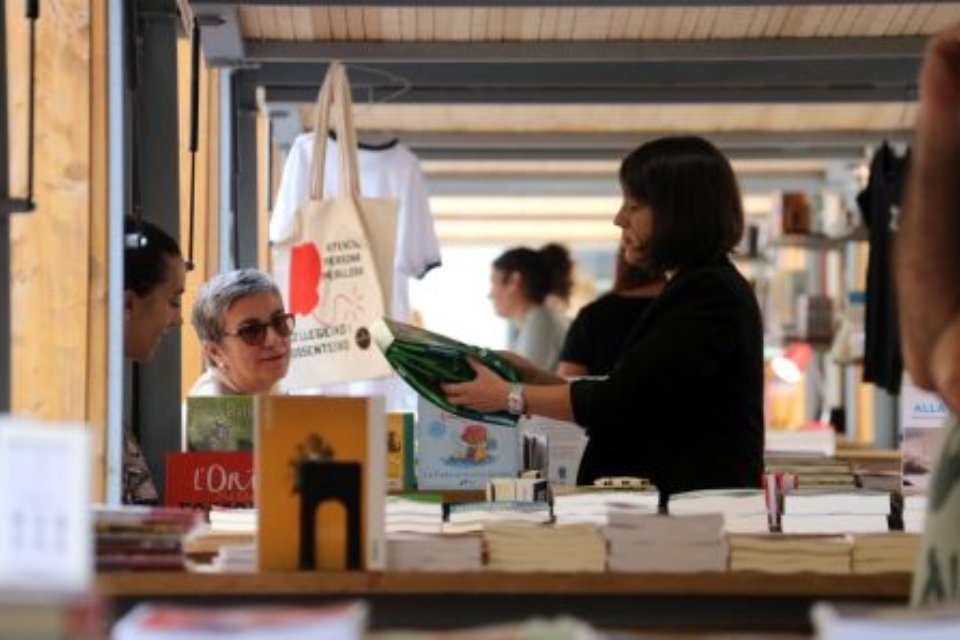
(325, 62, 411, 151)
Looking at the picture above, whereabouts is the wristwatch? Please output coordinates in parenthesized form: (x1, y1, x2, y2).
(507, 382, 526, 416)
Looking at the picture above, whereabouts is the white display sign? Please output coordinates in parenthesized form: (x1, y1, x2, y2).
(0, 418, 92, 597)
(900, 374, 950, 492)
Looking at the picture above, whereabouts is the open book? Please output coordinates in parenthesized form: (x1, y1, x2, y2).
(371, 317, 521, 427)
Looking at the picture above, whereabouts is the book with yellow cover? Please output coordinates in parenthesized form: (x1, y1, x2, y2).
(386, 412, 416, 492)
(255, 396, 386, 571)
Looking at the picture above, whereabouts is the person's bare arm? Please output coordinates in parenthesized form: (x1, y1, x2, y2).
(897, 25, 960, 411)
(443, 359, 575, 422)
(556, 361, 589, 378)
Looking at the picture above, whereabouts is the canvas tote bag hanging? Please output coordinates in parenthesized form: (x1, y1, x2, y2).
(272, 62, 398, 390)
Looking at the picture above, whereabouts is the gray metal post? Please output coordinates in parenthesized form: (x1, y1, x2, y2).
(234, 72, 259, 268)
(106, 0, 128, 504)
(219, 68, 235, 271)
(133, 0, 182, 498)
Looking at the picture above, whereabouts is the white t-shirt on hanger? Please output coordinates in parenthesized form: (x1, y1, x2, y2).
(270, 132, 442, 410)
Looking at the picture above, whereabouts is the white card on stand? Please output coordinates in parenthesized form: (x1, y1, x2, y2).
(0, 418, 92, 597)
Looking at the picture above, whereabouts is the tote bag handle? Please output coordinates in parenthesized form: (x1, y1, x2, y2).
(309, 62, 362, 203)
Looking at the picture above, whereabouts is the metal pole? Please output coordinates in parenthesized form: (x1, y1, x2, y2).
(106, 0, 128, 504)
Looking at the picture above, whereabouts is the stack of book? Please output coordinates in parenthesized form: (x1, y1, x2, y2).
(765, 428, 836, 457)
(780, 489, 892, 534)
(443, 501, 551, 534)
(385, 495, 444, 534)
(183, 507, 257, 572)
(551, 486, 659, 526)
(484, 523, 606, 573)
(812, 601, 960, 639)
(728, 534, 852, 574)
(668, 489, 771, 534)
(604, 513, 728, 573)
(900, 492, 927, 533)
(852, 533, 922, 574)
(386, 532, 484, 572)
(765, 456, 856, 489)
(486, 477, 548, 503)
(94, 506, 201, 572)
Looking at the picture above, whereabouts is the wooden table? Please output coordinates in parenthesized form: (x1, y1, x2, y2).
(97, 571, 911, 633)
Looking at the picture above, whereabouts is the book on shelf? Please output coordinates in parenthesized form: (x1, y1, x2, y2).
(255, 395, 386, 572)
(185, 396, 254, 451)
(415, 396, 521, 491)
(386, 412, 416, 492)
(371, 317, 521, 427)
(164, 451, 253, 511)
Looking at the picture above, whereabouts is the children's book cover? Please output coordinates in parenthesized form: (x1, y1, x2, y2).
(186, 396, 255, 451)
(256, 396, 386, 571)
(415, 397, 520, 490)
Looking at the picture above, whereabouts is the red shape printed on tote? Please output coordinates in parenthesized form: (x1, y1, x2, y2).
(289, 242, 322, 315)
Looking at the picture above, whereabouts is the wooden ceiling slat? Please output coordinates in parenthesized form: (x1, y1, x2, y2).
(623, 8, 646, 39)
(571, 8, 613, 40)
(815, 6, 844, 38)
(361, 8, 382, 40)
(711, 7, 754, 39)
(347, 7, 373, 40)
(778, 6, 808, 37)
(659, 7, 685, 40)
(415, 7, 434, 41)
(761, 6, 791, 37)
(608, 8, 631, 40)
(540, 7, 560, 40)
(555, 7, 577, 40)
(792, 6, 827, 37)
(308, 7, 330, 40)
(502, 8, 524, 40)
(469, 8, 487, 41)
(924, 3, 960, 32)
(276, 8, 297, 40)
(380, 7, 402, 41)
(519, 8, 542, 40)
(637, 8, 662, 38)
(691, 7, 719, 39)
(258, 7, 281, 40)
(745, 6, 772, 38)
(399, 8, 416, 42)
(903, 3, 934, 33)
(238, 7, 262, 40)
(451, 8, 473, 41)
(861, 5, 899, 36)
(290, 7, 314, 41)
(677, 8, 702, 40)
(485, 7, 506, 41)
(884, 4, 915, 36)
(827, 5, 860, 37)
(327, 7, 349, 41)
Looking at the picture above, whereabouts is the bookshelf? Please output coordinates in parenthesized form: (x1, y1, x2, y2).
(97, 571, 910, 633)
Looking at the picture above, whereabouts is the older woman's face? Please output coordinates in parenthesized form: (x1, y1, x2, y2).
(614, 193, 654, 265)
(207, 291, 291, 394)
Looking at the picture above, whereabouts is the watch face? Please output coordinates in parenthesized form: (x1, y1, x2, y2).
(507, 385, 524, 415)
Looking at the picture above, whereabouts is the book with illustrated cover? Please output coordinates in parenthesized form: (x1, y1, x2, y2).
(255, 396, 386, 571)
(386, 412, 416, 492)
(371, 317, 521, 427)
(415, 397, 520, 490)
(186, 396, 254, 451)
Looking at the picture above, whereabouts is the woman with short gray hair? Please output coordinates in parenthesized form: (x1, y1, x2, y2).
(189, 268, 294, 396)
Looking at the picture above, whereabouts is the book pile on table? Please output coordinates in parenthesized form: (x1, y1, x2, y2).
(183, 507, 256, 572)
(728, 534, 852, 574)
(443, 501, 551, 534)
(484, 523, 606, 573)
(668, 489, 771, 534)
(386, 495, 444, 534)
(94, 506, 201, 572)
(386, 532, 484, 572)
(900, 492, 927, 533)
(603, 512, 727, 573)
(852, 533, 921, 574)
(765, 455, 856, 490)
(551, 486, 659, 526)
(779, 489, 891, 534)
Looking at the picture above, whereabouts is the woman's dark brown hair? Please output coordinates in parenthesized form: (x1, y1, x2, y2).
(493, 243, 573, 305)
(619, 136, 744, 271)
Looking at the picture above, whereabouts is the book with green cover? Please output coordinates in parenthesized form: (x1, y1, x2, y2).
(186, 396, 254, 451)
(371, 317, 521, 427)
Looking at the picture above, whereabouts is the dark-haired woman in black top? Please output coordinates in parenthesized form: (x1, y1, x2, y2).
(445, 136, 764, 497)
